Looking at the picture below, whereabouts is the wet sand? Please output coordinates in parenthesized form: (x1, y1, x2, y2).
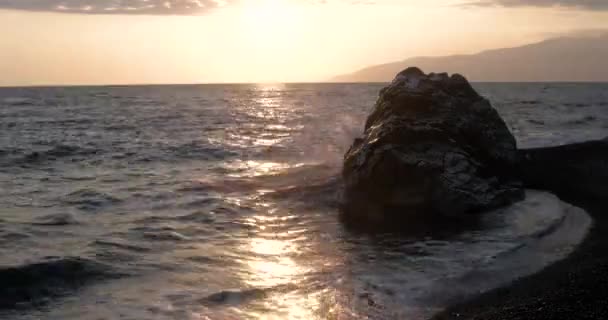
(433, 190, 608, 320)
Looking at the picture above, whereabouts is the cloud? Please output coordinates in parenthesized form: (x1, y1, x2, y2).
(462, 0, 608, 11)
(0, 0, 378, 15)
(0, 0, 234, 15)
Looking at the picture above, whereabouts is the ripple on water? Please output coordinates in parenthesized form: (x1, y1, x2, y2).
(141, 231, 191, 242)
(14, 145, 101, 166)
(174, 211, 217, 224)
(0, 84, 603, 320)
(198, 288, 270, 307)
(2, 97, 37, 106)
(61, 189, 122, 211)
(31, 212, 80, 226)
(91, 239, 152, 253)
(0, 231, 31, 242)
(178, 197, 219, 209)
(166, 141, 239, 160)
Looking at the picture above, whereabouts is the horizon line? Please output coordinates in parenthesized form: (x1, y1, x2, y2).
(2, 80, 608, 89)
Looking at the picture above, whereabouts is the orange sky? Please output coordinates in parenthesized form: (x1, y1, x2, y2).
(0, 0, 607, 86)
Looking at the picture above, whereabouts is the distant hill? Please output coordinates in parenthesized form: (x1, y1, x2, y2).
(331, 35, 608, 82)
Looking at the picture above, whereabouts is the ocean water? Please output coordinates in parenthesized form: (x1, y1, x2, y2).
(0, 83, 605, 319)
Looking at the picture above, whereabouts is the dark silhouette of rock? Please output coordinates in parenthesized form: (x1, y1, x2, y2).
(342, 67, 524, 225)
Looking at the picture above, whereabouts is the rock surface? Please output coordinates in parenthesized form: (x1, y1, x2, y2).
(342, 67, 524, 224)
(433, 138, 608, 320)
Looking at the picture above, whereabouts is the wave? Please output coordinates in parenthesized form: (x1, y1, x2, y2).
(527, 119, 545, 125)
(0, 257, 119, 310)
(564, 115, 597, 125)
(31, 212, 80, 226)
(266, 176, 343, 209)
(0, 231, 31, 242)
(199, 288, 269, 306)
(143, 231, 191, 241)
(198, 284, 297, 307)
(178, 197, 220, 209)
(418, 202, 591, 314)
(171, 211, 218, 224)
(167, 141, 238, 161)
(175, 178, 258, 194)
(1, 97, 37, 106)
(0, 147, 16, 158)
(9, 144, 101, 166)
(92, 239, 152, 252)
(112, 141, 238, 164)
(138, 227, 191, 241)
(103, 123, 137, 131)
(518, 100, 541, 105)
(37, 144, 99, 158)
(62, 189, 122, 211)
(29, 118, 97, 127)
(564, 102, 590, 108)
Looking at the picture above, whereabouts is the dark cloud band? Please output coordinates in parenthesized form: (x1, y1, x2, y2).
(0, 0, 371, 15)
(463, 0, 608, 11)
(0, 0, 232, 15)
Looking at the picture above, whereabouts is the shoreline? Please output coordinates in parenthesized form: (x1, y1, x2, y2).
(432, 190, 608, 319)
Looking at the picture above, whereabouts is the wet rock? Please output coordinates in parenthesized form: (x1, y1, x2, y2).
(342, 67, 524, 225)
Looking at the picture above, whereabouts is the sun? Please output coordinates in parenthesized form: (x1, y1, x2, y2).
(235, 0, 308, 81)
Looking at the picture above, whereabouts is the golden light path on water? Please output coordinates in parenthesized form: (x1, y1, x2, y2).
(243, 209, 318, 319)
(187, 84, 358, 319)
(235, 84, 330, 319)
(237, 199, 356, 320)
(223, 85, 346, 319)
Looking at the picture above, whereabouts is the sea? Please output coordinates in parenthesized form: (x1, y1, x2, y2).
(0, 83, 606, 320)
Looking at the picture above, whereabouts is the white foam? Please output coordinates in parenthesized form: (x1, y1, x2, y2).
(417, 191, 592, 319)
(343, 191, 592, 320)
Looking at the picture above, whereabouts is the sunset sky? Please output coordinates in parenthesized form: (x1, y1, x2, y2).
(1, 0, 607, 86)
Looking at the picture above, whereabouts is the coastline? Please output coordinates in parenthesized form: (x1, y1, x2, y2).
(432, 190, 608, 320)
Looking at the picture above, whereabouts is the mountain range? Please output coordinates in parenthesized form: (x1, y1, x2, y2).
(331, 35, 608, 82)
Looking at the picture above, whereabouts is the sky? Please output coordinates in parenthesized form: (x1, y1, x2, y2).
(0, 0, 607, 85)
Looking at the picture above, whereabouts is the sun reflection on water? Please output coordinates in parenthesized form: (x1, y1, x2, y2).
(226, 160, 294, 177)
(206, 83, 295, 153)
(240, 210, 324, 319)
(216, 85, 337, 318)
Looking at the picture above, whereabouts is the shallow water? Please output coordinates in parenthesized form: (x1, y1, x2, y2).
(0, 83, 605, 319)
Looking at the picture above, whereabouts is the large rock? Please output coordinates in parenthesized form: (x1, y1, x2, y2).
(341, 67, 524, 225)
